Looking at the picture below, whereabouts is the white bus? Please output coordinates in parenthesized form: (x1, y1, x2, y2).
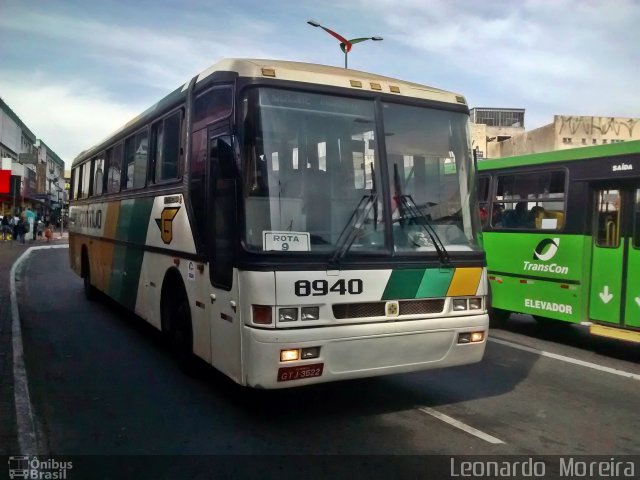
(69, 59, 488, 388)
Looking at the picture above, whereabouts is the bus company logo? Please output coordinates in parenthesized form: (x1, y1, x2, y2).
(155, 207, 180, 244)
(76, 208, 102, 230)
(523, 237, 570, 275)
(385, 301, 399, 317)
(533, 237, 560, 261)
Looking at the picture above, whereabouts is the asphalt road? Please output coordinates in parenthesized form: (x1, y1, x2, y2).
(12, 248, 640, 476)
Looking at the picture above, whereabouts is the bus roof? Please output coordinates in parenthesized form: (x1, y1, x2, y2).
(197, 58, 467, 105)
(477, 140, 640, 171)
(73, 58, 467, 167)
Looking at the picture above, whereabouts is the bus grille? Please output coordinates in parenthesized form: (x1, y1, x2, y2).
(332, 299, 445, 319)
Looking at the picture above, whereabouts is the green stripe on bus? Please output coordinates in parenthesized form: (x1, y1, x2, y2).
(382, 269, 424, 300)
(108, 198, 155, 309)
(415, 268, 454, 298)
(382, 268, 455, 300)
(116, 198, 154, 243)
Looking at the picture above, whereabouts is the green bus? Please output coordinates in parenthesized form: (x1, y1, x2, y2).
(478, 140, 640, 344)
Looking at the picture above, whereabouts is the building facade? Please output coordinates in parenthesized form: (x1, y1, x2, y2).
(472, 111, 640, 159)
(0, 97, 66, 222)
(469, 108, 526, 159)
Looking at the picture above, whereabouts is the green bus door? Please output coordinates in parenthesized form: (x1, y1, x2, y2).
(589, 187, 640, 328)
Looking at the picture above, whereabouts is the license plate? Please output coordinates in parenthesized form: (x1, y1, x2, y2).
(277, 363, 324, 382)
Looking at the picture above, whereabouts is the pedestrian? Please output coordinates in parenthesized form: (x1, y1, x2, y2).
(16, 218, 26, 244)
(44, 224, 53, 243)
(1, 215, 8, 240)
(23, 207, 36, 242)
(37, 219, 44, 240)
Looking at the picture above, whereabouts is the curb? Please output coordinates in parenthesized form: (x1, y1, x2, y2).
(11, 244, 68, 454)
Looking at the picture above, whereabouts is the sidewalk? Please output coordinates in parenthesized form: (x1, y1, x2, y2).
(0, 234, 69, 454)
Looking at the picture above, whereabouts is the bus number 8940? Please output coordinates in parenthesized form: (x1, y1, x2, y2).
(295, 279, 363, 296)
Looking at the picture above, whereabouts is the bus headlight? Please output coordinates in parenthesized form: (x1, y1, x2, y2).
(280, 349, 300, 362)
(279, 308, 298, 322)
(301, 306, 320, 321)
(458, 331, 484, 343)
(452, 298, 467, 311)
(469, 297, 483, 310)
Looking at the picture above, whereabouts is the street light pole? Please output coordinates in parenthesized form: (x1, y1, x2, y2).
(307, 20, 383, 69)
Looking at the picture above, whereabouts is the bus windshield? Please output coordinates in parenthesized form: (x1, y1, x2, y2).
(242, 87, 479, 255)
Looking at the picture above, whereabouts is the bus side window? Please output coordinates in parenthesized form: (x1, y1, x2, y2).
(93, 154, 104, 196)
(189, 128, 208, 246)
(634, 189, 640, 249)
(81, 161, 92, 198)
(210, 135, 236, 290)
(493, 171, 565, 230)
(478, 175, 490, 228)
(70, 168, 77, 200)
(124, 130, 148, 190)
(105, 143, 122, 193)
(595, 189, 620, 248)
(150, 110, 182, 183)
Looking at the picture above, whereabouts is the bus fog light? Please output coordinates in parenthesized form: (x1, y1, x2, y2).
(301, 347, 320, 359)
(280, 349, 300, 362)
(453, 298, 468, 311)
(279, 308, 298, 322)
(458, 333, 471, 343)
(253, 305, 273, 325)
(301, 307, 319, 320)
(471, 332, 484, 342)
(469, 297, 482, 310)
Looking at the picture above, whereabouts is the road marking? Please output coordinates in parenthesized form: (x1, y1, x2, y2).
(11, 245, 68, 454)
(489, 337, 640, 381)
(417, 407, 505, 444)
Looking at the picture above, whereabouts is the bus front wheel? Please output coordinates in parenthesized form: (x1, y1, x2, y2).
(164, 283, 197, 374)
(81, 250, 98, 301)
(489, 307, 511, 327)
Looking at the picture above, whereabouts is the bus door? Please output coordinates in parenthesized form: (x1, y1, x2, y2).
(207, 125, 242, 381)
(589, 187, 640, 329)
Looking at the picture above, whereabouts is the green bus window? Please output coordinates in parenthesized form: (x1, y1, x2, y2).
(595, 189, 620, 248)
(633, 190, 640, 248)
(493, 171, 565, 230)
(478, 176, 490, 228)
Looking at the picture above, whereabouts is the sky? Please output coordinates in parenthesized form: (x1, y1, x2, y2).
(0, 0, 638, 166)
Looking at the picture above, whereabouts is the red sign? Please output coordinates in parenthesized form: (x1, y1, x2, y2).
(0, 170, 10, 194)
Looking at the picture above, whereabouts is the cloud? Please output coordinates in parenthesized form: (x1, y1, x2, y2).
(1, 0, 637, 162)
(0, 9, 282, 90)
(361, 0, 640, 127)
(0, 6, 292, 163)
(0, 71, 141, 165)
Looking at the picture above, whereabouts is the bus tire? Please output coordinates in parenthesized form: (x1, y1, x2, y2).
(489, 307, 511, 326)
(487, 283, 509, 326)
(163, 279, 197, 374)
(81, 248, 98, 301)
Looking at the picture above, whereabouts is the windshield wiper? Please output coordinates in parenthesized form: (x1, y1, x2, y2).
(329, 193, 377, 267)
(393, 163, 451, 266)
(329, 164, 378, 267)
